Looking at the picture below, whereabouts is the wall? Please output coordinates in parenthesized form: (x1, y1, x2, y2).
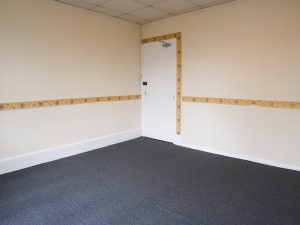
(142, 0, 300, 169)
(0, 0, 141, 159)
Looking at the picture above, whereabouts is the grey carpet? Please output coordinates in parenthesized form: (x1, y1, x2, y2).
(0, 137, 299, 225)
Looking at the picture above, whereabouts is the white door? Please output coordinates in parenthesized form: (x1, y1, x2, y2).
(141, 39, 176, 142)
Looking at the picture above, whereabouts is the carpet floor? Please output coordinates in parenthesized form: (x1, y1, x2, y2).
(0, 137, 299, 225)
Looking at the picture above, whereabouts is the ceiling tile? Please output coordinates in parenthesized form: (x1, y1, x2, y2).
(135, 0, 165, 5)
(84, 0, 108, 5)
(57, 0, 95, 9)
(189, 0, 233, 6)
(150, 12, 172, 21)
(91, 6, 124, 17)
(153, 0, 198, 14)
(102, 0, 146, 13)
(130, 7, 168, 20)
(118, 14, 150, 24)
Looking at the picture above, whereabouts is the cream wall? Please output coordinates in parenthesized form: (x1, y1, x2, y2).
(142, 0, 300, 168)
(0, 0, 141, 159)
(1, 0, 299, 169)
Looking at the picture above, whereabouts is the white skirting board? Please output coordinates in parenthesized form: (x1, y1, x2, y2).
(181, 143, 300, 172)
(0, 129, 141, 175)
(1, 131, 299, 175)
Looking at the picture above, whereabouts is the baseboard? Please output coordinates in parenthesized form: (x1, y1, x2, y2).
(173, 135, 182, 146)
(0, 129, 141, 175)
(181, 143, 300, 172)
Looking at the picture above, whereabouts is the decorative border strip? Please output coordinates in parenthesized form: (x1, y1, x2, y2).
(183, 96, 300, 109)
(142, 33, 181, 44)
(142, 32, 182, 135)
(0, 95, 141, 111)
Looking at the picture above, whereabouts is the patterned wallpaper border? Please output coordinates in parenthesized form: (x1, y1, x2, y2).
(0, 95, 141, 111)
(183, 96, 300, 110)
(141, 32, 181, 44)
(142, 32, 182, 135)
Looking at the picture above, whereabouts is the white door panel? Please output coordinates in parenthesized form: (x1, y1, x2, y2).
(141, 39, 176, 142)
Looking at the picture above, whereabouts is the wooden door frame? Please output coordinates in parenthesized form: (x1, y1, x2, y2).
(142, 32, 182, 135)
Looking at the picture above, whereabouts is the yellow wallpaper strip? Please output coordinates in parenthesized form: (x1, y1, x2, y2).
(142, 32, 182, 135)
(141, 32, 181, 44)
(0, 95, 141, 111)
(183, 96, 300, 110)
(176, 34, 182, 135)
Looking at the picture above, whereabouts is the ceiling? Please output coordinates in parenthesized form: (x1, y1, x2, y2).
(55, 0, 235, 25)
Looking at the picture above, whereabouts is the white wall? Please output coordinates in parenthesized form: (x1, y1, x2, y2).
(0, 0, 141, 159)
(142, 0, 300, 169)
